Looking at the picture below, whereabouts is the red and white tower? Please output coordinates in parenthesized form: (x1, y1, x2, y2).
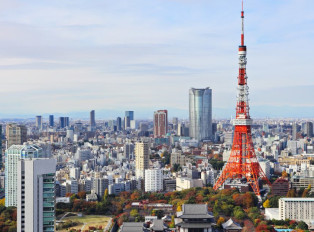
(213, 1, 271, 198)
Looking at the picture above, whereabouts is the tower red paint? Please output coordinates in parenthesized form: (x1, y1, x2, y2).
(213, 1, 271, 198)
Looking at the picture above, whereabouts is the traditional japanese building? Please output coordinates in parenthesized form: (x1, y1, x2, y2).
(175, 204, 216, 232)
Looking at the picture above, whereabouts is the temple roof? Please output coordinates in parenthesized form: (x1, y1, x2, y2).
(178, 204, 214, 219)
(222, 219, 243, 230)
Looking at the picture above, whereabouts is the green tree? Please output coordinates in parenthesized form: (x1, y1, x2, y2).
(297, 221, 308, 230)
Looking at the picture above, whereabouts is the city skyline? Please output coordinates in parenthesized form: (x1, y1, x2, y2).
(0, 1, 314, 118)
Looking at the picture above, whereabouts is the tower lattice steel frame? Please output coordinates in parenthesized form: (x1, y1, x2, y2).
(213, 1, 272, 197)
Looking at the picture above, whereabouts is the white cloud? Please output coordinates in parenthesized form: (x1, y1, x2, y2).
(0, 0, 313, 117)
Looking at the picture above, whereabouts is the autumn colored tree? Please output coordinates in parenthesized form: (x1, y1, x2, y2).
(103, 189, 108, 201)
(243, 192, 255, 209)
(176, 204, 182, 212)
(217, 217, 225, 227)
(130, 191, 140, 201)
(242, 219, 255, 232)
(0, 198, 4, 206)
(77, 191, 86, 199)
(263, 199, 271, 208)
(169, 215, 175, 228)
(256, 224, 272, 232)
(282, 170, 288, 178)
(196, 194, 204, 203)
(130, 209, 139, 218)
(287, 189, 296, 197)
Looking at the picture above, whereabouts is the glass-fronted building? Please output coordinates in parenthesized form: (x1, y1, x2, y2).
(189, 88, 212, 141)
(5, 144, 43, 207)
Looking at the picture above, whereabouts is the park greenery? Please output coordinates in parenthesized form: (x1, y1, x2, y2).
(56, 187, 311, 232)
(0, 198, 17, 232)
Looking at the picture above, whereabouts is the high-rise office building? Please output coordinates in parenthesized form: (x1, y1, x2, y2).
(154, 110, 168, 138)
(124, 143, 134, 160)
(65, 117, 70, 127)
(49, 115, 54, 127)
(5, 144, 43, 207)
(59, 117, 65, 128)
(90, 110, 96, 128)
(116, 117, 122, 131)
(124, 116, 130, 130)
(6, 124, 27, 148)
(125, 111, 134, 121)
(189, 88, 212, 141)
(17, 158, 56, 232)
(306, 122, 313, 137)
(135, 142, 149, 179)
(35, 116, 42, 130)
(59, 117, 70, 129)
(292, 122, 300, 140)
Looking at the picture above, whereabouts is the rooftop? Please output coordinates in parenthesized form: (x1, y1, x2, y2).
(178, 204, 214, 219)
(222, 218, 243, 230)
(280, 198, 314, 202)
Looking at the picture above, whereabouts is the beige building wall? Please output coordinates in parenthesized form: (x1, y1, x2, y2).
(135, 142, 149, 179)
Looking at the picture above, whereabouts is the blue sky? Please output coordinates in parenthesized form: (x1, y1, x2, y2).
(0, 0, 314, 119)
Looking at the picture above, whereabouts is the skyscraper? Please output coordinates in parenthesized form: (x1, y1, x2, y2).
(292, 122, 300, 140)
(135, 141, 149, 179)
(124, 116, 130, 130)
(65, 117, 70, 127)
(189, 88, 212, 141)
(35, 116, 42, 130)
(6, 124, 27, 148)
(17, 158, 56, 232)
(154, 110, 168, 138)
(49, 115, 54, 127)
(59, 117, 65, 128)
(125, 111, 134, 121)
(59, 117, 69, 129)
(306, 122, 313, 137)
(90, 110, 96, 128)
(5, 144, 43, 207)
(116, 117, 122, 131)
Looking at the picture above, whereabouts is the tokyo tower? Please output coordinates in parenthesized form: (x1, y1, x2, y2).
(213, 1, 271, 198)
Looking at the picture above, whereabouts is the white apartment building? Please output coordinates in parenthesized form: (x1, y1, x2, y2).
(259, 159, 271, 179)
(5, 145, 43, 207)
(17, 158, 56, 232)
(145, 169, 163, 192)
(279, 198, 314, 223)
(70, 167, 80, 180)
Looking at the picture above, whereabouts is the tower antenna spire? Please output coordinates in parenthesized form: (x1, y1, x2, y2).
(241, 0, 244, 46)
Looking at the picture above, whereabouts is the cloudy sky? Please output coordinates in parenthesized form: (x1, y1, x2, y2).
(0, 0, 314, 119)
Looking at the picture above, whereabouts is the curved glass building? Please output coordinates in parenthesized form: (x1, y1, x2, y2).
(189, 87, 212, 141)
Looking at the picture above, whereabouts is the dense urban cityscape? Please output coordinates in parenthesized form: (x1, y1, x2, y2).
(0, 1, 313, 232)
